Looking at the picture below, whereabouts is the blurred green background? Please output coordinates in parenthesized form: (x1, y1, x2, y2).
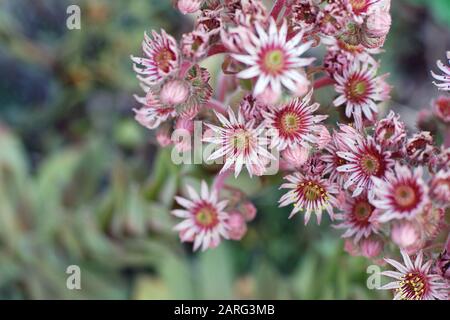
(0, 0, 448, 299)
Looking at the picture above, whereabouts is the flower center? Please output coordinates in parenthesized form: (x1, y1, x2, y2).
(232, 129, 251, 151)
(397, 272, 427, 300)
(262, 48, 285, 75)
(298, 181, 328, 202)
(353, 200, 373, 223)
(155, 47, 176, 73)
(393, 184, 417, 209)
(194, 204, 218, 228)
(360, 153, 380, 175)
(346, 75, 370, 103)
(281, 112, 300, 133)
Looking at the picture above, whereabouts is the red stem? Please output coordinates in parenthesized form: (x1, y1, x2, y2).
(314, 76, 335, 89)
(207, 44, 227, 57)
(270, 0, 286, 20)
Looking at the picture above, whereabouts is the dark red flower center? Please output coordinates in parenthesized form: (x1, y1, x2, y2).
(155, 47, 176, 73)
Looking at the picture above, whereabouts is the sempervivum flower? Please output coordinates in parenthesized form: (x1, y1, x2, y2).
(133, 89, 177, 130)
(204, 107, 275, 178)
(429, 170, 450, 205)
(172, 181, 230, 251)
(316, 1, 350, 36)
(405, 131, 436, 165)
(181, 26, 210, 61)
(371, 164, 428, 222)
(239, 94, 269, 124)
(263, 91, 328, 151)
(380, 250, 449, 300)
(333, 60, 389, 128)
(374, 111, 407, 150)
(279, 172, 338, 224)
(291, 0, 319, 33)
(231, 18, 315, 97)
(131, 30, 179, 85)
(335, 125, 394, 198)
(432, 95, 450, 123)
(431, 51, 450, 91)
(334, 193, 381, 243)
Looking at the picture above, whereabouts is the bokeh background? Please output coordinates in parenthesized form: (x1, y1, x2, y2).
(0, 0, 449, 299)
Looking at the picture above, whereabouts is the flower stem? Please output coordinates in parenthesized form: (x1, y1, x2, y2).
(314, 76, 335, 89)
(270, 0, 285, 20)
(207, 44, 227, 57)
(206, 98, 228, 114)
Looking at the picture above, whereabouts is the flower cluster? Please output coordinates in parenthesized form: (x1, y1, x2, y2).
(130, 0, 449, 299)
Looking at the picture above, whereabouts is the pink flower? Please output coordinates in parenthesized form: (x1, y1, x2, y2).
(281, 145, 310, 169)
(334, 193, 381, 243)
(133, 65, 212, 130)
(181, 26, 210, 61)
(240, 94, 269, 124)
(263, 91, 327, 151)
(316, 125, 332, 149)
(333, 60, 389, 128)
(172, 181, 230, 251)
(405, 131, 436, 165)
(177, 0, 202, 15)
(360, 237, 383, 258)
(231, 19, 315, 97)
(371, 164, 428, 223)
(431, 51, 450, 91)
(335, 125, 394, 198)
(279, 172, 338, 224)
(317, 2, 350, 36)
(374, 111, 407, 150)
(204, 107, 275, 178)
(133, 89, 177, 130)
(227, 212, 248, 240)
(131, 30, 179, 85)
(380, 250, 448, 300)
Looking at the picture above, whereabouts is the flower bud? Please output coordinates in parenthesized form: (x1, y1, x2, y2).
(364, 11, 391, 38)
(227, 212, 248, 241)
(240, 201, 257, 221)
(160, 80, 190, 105)
(391, 221, 421, 254)
(360, 237, 383, 258)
